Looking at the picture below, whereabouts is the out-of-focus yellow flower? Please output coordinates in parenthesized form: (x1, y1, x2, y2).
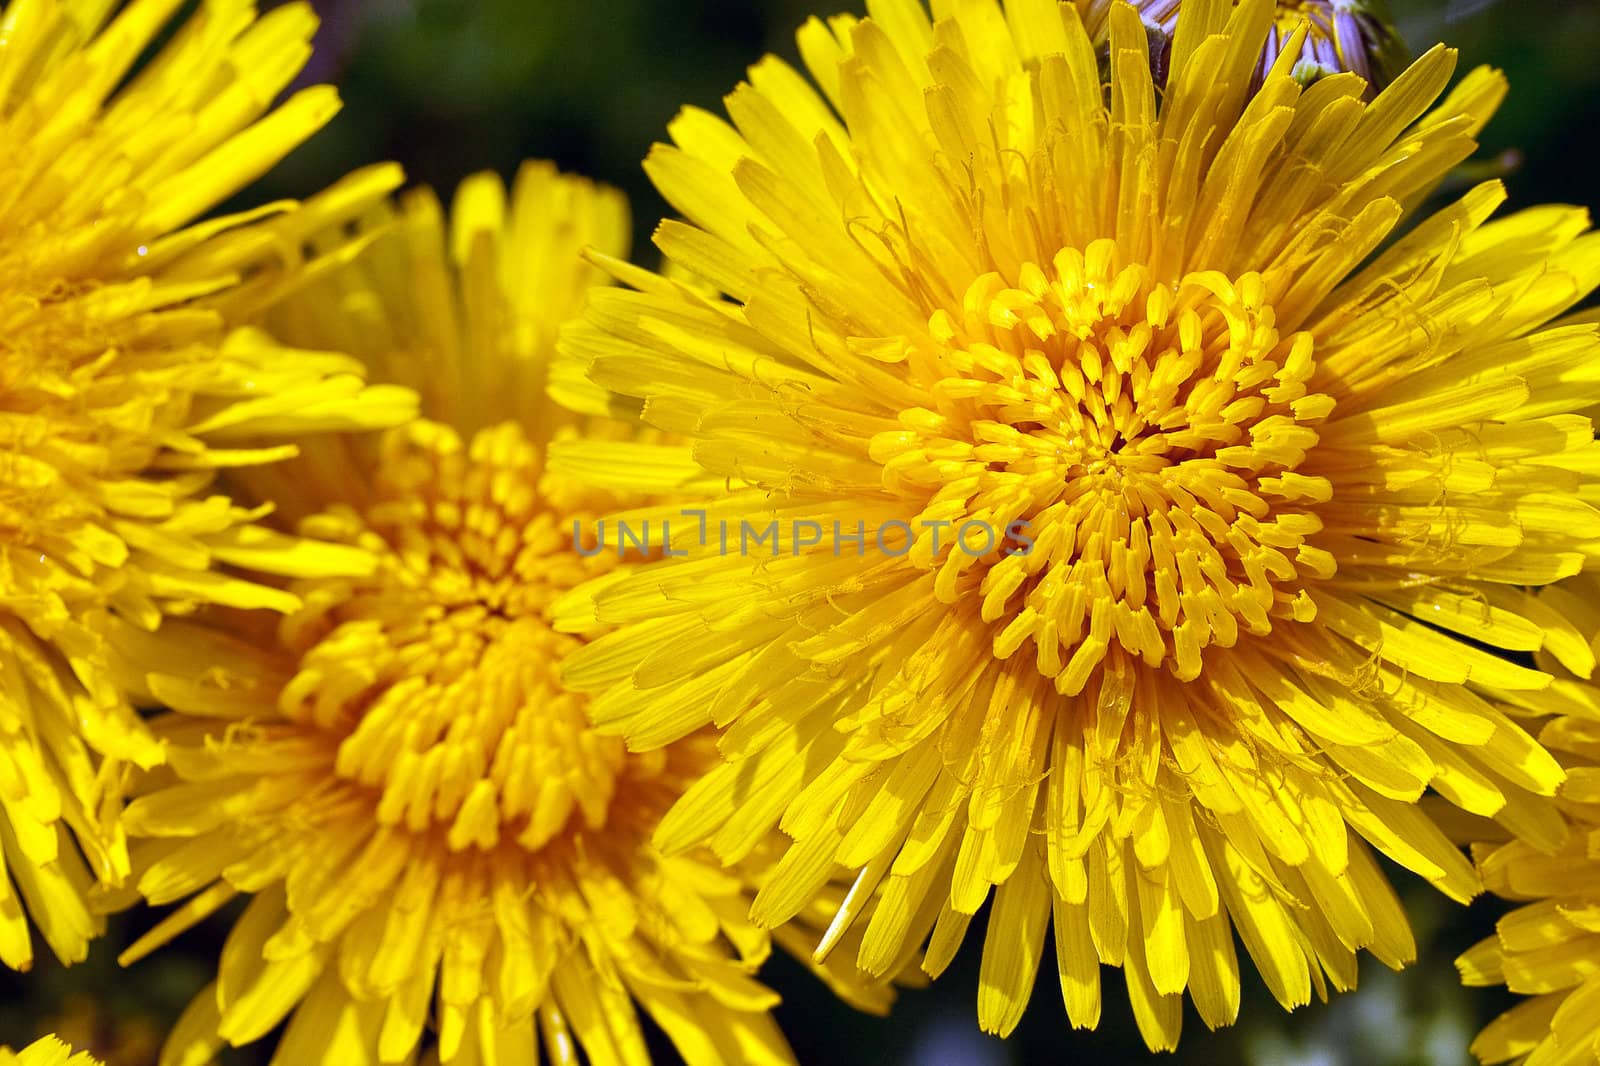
(0, 1035, 102, 1066)
(35, 994, 160, 1066)
(0, 0, 414, 975)
(115, 163, 889, 1066)
(555, 0, 1600, 1050)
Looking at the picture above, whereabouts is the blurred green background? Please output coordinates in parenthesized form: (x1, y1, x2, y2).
(5, 1, 1598, 1063)
(259, 0, 1600, 251)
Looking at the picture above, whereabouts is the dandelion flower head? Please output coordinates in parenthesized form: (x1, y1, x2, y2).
(117, 162, 887, 1066)
(556, 0, 1600, 1049)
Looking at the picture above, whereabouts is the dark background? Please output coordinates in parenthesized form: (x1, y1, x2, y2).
(267, 0, 1600, 254)
(5, 1, 1599, 1063)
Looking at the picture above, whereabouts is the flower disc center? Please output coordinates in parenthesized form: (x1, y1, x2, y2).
(280, 421, 631, 852)
(873, 239, 1338, 694)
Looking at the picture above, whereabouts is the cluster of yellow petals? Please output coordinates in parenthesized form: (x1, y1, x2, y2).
(1458, 574, 1600, 1066)
(0, 1036, 103, 1066)
(0, 0, 412, 977)
(120, 420, 788, 1064)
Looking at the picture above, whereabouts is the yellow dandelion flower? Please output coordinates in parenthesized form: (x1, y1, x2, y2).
(0, 1036, 102, 1066)
(1459, 573, 1600, 1066)
(0, 0, 414, 975)
(554, 0, 1600, 1050)
(116, 163, 888, 1066)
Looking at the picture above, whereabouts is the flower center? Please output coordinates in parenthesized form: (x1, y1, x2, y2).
(872, 239, 1337, 694)
(1274, 0, 1338, 35)
(278, 420, 635, 852)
